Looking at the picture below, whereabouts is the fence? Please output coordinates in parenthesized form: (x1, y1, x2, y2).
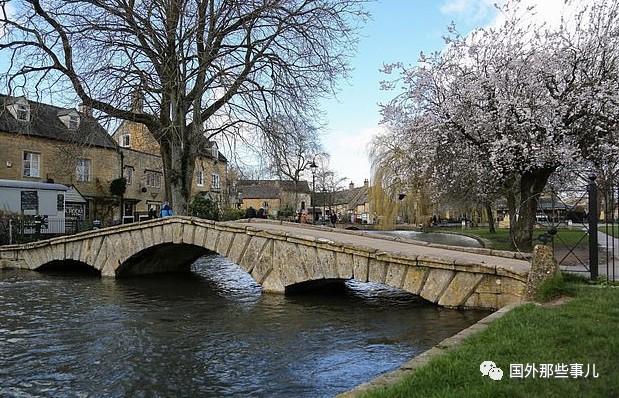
(544, 175, 618, 282)
(1, 216, 87, 245)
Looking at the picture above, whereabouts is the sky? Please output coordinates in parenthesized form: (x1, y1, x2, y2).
(1, 0, 575, 187)
(320, 0, 502, 187)
(320, 0, 572, 187)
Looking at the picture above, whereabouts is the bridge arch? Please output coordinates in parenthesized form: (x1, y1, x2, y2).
(0, 217, 528, 310)
(38, 259, 101, 275)
(116, 243, 210, 277)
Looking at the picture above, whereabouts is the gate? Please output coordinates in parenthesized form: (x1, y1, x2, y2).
(541, 175, 618, 282)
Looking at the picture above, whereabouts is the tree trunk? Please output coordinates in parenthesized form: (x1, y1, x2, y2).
(510, 169, 554, 252)
(485, 201, 496, 233)
(159, 134, 196, 216)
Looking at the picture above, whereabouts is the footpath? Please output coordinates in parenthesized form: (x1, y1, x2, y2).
(559, 231, 619, 280)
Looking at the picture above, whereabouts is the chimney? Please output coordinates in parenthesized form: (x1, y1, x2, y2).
(349, 181, 354, 189)
(130, 87, 143, 113)
(364, 178, 369, 188)
(79, 103, 92, 117)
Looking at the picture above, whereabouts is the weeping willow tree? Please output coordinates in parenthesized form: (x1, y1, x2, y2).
(369, 173, 437, 230)
(369, 171, 398, 229)
(369, 122, 436, 230)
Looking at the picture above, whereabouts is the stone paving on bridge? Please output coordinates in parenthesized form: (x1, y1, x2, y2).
(244, 219, 531, 276)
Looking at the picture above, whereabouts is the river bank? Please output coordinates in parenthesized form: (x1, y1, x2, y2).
(339, 281, 619, 397)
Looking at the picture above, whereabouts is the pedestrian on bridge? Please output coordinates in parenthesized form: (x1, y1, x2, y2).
(161, 202, 173, 217)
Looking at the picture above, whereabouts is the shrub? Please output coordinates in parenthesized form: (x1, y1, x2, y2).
(188, 194, 220, 221)
(220, 207, 246, 221)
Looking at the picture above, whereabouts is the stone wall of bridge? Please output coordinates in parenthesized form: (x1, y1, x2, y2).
(0, 217, 528, 310)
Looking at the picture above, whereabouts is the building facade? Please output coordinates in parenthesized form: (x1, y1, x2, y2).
(325, 179, 372, 224)
(111, 106, 228, 220)
(1, 93, 228, 226)
(0, 94, 120, 224)
(236, 179, 311, 218)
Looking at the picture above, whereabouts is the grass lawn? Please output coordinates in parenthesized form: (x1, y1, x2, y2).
(437, 227, 589, 253)
(600, 224, 619, 238)
(360, 281, 619, 398)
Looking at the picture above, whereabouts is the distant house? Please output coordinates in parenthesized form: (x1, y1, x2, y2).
(0, 94, 120, 224)
(319, 179, 372, 224)
(236, 179, 311, 218)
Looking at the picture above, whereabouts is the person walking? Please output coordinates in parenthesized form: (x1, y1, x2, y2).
(161, 201, 173, 217)
(245, 206, 257, 219)
(330, 212, 337, 227)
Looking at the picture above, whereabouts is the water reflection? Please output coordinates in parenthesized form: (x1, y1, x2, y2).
(0, 254, 489, 397)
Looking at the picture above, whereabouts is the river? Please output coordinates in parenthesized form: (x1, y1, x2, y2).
(0, 254, 490, 397)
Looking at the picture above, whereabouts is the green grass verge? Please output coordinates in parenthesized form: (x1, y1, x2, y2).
(360, 284, 619, 398)
(436, 227, 590, 252)
(600, 225, 619, 238)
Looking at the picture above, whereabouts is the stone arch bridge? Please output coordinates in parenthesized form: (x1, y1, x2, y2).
(0, 217, 531, 310)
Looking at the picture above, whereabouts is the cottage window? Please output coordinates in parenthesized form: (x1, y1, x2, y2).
(211, 172, 220, 190)
(23, 152, 40, 177)
(197, 170, 204, 187)
(16, 103, 30, 121)
(146, 171, 161, 188)
(123, 166, 133, 185)
(211, 144, 218, 159)
(76, 158, 91, 182)
(68, 115, 79, 130)
(120, 134, 131, 147)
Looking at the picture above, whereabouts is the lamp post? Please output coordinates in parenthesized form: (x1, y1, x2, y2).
(236, 191, 243, 209)
(310, 159, 318, 223)
(322, 188, 327, 225)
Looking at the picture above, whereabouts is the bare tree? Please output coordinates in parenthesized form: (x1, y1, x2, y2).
(263, 115, 324, 181)
(0, 0, 369, 214)
(261, 113, 324, 205)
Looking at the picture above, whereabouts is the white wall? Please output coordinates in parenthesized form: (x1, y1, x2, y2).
(0, 187, 66, 217)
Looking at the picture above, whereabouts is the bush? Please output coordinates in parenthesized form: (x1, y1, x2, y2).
(220, 207, 246, 221)
(0, 210, 14, 245)
(278, 204, 295, 219)
(188, 194, 220, 221)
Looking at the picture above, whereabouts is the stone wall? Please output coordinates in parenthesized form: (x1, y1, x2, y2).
(0, 217, 528, 310)
(0, 132, 120, 197)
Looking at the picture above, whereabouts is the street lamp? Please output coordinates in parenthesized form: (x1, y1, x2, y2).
(236, 191, 243, 209)
(322, 188, 327, 225)
(310, 159, 318, 223)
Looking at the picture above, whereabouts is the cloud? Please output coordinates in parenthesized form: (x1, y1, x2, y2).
(439, 0, 498, 24)
(487, 0, 597, 32)
(440, 0, 595, 33)
(328, 125, 385, 184)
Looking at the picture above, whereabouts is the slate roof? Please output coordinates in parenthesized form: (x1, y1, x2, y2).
(237, 179, 311, 199)
(0, 94, 117, 149)
(315, 185, 369, 209)
(196, 139, 228, 163)
(0, 178, 69, 191)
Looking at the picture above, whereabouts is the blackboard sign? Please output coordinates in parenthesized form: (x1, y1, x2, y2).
(21, 190, 38, 211)
(57, 194, 64, 211)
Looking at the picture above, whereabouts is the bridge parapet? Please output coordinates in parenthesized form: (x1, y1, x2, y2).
(0, 216, 530, 310)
